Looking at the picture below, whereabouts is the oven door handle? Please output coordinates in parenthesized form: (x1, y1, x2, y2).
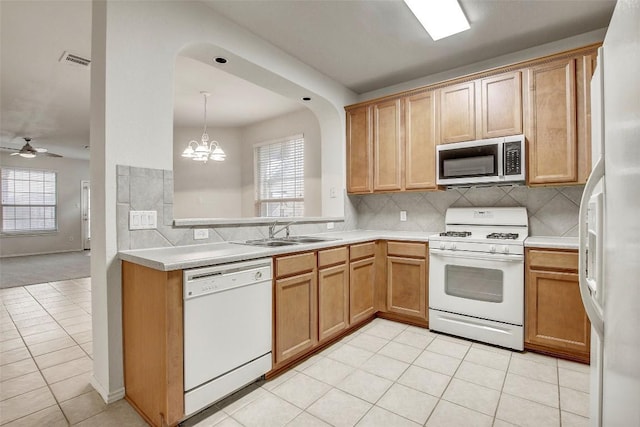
(429, 248, 523, 262)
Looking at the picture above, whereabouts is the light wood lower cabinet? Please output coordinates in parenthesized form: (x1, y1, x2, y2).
(122, 261, 184, 427)
(274, 253, 317, 365)
(386, 242, 428, 322)
(318, 248, 349, 342)
(349, 242, 377, 325)
(525, 248, 590, 363)
(274, 271, 318, 364)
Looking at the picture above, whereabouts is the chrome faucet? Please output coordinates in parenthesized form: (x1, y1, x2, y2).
(268, 220, 296, 239)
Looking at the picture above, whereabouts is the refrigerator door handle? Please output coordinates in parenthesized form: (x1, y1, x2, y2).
(579, 158, 605, 339)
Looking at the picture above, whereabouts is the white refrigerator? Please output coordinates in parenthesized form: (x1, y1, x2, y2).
(579, 0, 640, 426)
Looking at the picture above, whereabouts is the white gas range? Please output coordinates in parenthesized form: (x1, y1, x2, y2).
(428, 207, 528, 350)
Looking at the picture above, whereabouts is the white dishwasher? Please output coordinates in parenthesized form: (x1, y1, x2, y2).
(183, 258, 272, 416)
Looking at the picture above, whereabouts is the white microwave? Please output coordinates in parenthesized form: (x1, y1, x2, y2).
(436, 135, 525, 186)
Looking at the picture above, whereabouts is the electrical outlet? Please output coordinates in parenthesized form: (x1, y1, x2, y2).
(400, 211, 407, 221)
(194, 229, 209, 240)
(329, 187, 337, 198)
(326, 222, 335, 230)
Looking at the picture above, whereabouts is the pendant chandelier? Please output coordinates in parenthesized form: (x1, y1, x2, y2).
(181, 91, 226, 163)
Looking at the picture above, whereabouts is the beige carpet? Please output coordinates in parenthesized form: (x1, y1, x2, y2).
(0, 251, 90, 289)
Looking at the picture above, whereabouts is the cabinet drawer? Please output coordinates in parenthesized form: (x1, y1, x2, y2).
(318, 246, 348, 268)
(275, 252, 316, 278)
(350, 242, 376, 261)
(527, 249, 578, 272)
(387, 241, 427, 258)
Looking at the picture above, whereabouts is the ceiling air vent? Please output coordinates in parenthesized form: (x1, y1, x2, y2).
(59, 51, 91, 68)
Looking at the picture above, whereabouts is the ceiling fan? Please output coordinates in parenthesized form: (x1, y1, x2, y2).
(0, 137, 63, 158)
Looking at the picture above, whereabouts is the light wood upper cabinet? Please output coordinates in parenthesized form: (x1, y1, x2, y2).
(405, 91, 438, 190)
(373, 99, 403, 191)
(439, 82, 476, 144)
(346, 105, 372, 193)
(525, 248, 590, 363)
(525, 58, 579, 185)
(345, 45, 597, 193)
(318, 247, 349, 342)
(480, 71, 523, 138)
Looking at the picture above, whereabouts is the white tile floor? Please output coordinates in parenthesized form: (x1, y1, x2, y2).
(1, 280, 591, 427)
(191, 319, 591, 427)
(0, 279, 146, 426)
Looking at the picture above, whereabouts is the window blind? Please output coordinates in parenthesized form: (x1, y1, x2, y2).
(1, 167, 57, 232)
(254, 134, 304, 217)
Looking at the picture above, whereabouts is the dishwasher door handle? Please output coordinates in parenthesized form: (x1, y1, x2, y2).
(185, 277, 271, 300)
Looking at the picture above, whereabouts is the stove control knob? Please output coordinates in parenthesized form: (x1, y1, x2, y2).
(490, 244, 496, 253)
(503, 246, 510, 254)
(440, 242, 446, 250)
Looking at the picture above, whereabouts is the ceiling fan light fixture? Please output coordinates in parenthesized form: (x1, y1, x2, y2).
(404, 0, 470, 41)
(19, 152, 36, 158)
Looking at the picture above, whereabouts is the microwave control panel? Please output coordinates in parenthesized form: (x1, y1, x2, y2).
(504, 141, 522, 175)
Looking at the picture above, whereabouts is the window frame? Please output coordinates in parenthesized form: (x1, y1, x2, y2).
(0, 167, 59, 236)
(253, 134, 305, 218)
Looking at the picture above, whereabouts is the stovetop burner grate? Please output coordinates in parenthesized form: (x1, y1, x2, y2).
(486, 232, 519, 240)
(439, 231, 472, 237)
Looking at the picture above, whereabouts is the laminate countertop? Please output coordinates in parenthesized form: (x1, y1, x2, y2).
(119, 230, 580, 271)
(524, 236, 579, 250)
(118, 230, 436, 271)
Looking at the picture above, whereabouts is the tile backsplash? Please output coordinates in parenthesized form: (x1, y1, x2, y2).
(116, 165, 582, 251)
(351, 185, 583, 237)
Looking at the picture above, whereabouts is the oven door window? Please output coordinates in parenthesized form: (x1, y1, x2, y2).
(444, 264, 503, 303)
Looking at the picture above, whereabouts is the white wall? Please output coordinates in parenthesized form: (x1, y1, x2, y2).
(172, 126, 243, 218)
(91, 0, 356, 403)
(240, 108, 321, 217)
(0, 153, 90, 257)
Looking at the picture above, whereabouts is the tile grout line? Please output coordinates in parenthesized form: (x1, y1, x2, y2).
(2, 280, 95, 426)
(492, 347, 514, 426)
(4, 283, 73, 426)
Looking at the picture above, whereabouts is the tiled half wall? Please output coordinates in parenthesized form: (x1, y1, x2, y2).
(116, 165, 358, 250)
(116, 165, 582, 251)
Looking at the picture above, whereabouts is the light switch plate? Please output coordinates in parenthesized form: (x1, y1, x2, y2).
(400, 211, 407, 221)
(129, 210, 157, 230)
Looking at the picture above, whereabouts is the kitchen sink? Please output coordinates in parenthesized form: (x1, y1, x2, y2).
(281, 236, 339, 243)
(238, 236, 340, 247)
(242, 239, 299, 247)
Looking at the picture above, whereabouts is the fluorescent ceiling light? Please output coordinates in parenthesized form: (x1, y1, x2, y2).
(404, 0, 470, 41)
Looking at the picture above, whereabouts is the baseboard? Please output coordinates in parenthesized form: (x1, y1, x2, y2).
(90, 375, 125, 404)
(0, 249, 86, 259)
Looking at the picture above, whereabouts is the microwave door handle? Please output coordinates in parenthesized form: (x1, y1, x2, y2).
(498, 141, 504, 177)
(578, 158, 605, 339)
(429, 248, 522, 262)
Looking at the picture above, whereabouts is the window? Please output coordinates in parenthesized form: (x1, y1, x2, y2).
(254, 134, 304, 217)
(1, 168, 57, 233)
